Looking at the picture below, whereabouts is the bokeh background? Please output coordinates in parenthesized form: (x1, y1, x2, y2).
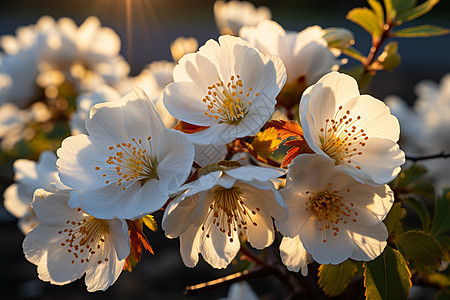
(0, 0, 449, 299)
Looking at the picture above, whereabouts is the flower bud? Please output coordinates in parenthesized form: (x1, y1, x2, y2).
(323, 27, 355, 49)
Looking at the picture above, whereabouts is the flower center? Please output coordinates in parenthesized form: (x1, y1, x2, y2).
(57, 208, 110, 265)
(201, 186, 260, 242)
(305, 186, 358, 243)
(95, 136, 158, 190)
(319, 105, 369, 170)
(202, 75, 259, 125)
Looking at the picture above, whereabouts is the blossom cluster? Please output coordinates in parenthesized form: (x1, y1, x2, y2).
(3, 0, 448, 296)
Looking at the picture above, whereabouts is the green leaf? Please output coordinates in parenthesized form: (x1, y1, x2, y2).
(369, 0, 385, 26)
(393, 25, 450, 37)
(435, 234, 450, 252)
(346, 7, 383, 38)
(396, 0, 440, 23)
(318, 259, 358, 297)
(395, 230, 443, 272)
(410, 181, 435, 200)
(394, 164, 427, 190)
(364, 247, 412, 300)
(392, 0, 417, 14)
(141, 215, 157, 231)
(371, 41, 401, 71)
(430, 188, 450, 237)
(384, 203, 405, 235)
(342, 46, 366, 62)
(401, 196, 431, 231)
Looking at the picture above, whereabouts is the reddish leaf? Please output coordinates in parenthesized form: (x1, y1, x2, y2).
(124, 219, 154, 272)
(284, 139, 306, 148)
(281, 138, 312, 168)
(174, 121, 209, 134)
(265, 120, 303, 140)
(281, 146, 302, 168)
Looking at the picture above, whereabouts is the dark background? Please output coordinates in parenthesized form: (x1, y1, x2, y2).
(0, 0, 449, 299)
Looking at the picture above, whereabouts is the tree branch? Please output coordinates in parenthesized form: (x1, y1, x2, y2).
(184, 266, 270, 297)
(406, 151, 450, 162)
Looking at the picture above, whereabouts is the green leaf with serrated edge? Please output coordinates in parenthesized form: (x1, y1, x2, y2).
(393, 25, 450, 37)
(410, 181, 435, 200)
(400, 196, 431, 231)
(395, 231, 443, 272)
(342, 46, 366, 62)
(394, 164, 427, 190)
(392, 0, 417, 14)
(372, 41, 401, 71)
(396, 0, 439, 23)
(369, 0, 385, 26)
(347, 7, 382, 38)
(318, 260, 358, 297)
(383, 0, 396, 22)
(142, 215, 157, 231)
(384, 203, 405, 235)
(364, 247, 411, 300)
(430, 188, 450, 237)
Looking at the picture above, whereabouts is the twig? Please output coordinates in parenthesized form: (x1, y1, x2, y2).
(406, 151, 450, 162)
(362, 23, 393, 77)
(184, 266, 270, 297)
(239, 245, 272, 269)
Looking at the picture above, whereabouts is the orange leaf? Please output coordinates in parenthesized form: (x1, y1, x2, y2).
(281, 146, 302, 168)
(174, 121, 209, 134)
(251, 127, 282, 159)
(265, 120, 303, 140)
(124, 219, 155, 271)
(281, 138, 313, 168)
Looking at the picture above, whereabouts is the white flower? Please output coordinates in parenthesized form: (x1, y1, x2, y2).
(36, 16, 129, 89)
(0, 49, 40, 107)
(57, 88, 194, 219)
(384, 95, 422, 154)
(300, 71, 405, 185)
(0, 15, 129, 106)
(115, 65, 177, 128)
(240, 20, 340, 86)
(70, 85, 122, 135)
(162, 164, 287, 269)
(193, 144, 228, 167)
(279, 235, 311, 276)
(163, 35, 286, 146)
(170, 36, 198, 63)
(146, 60, 175, 91)
(214, 0, 271, 36)
(277, 154, 394, 265)
(23, 188, 129, 292)
(386, 73, 450, 189)
(4, 151, 65, 234)
(0, 101, 52, 150)
(219, 281, 259, 300)
(0, 103, 31, 150)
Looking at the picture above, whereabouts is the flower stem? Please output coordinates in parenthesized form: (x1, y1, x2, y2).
(357, 21, 395, 89)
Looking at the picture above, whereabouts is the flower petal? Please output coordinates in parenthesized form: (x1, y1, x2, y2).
(348, 222, 388, 261)
(280, 235, 310, 275)
(300, 216, 353, 265)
